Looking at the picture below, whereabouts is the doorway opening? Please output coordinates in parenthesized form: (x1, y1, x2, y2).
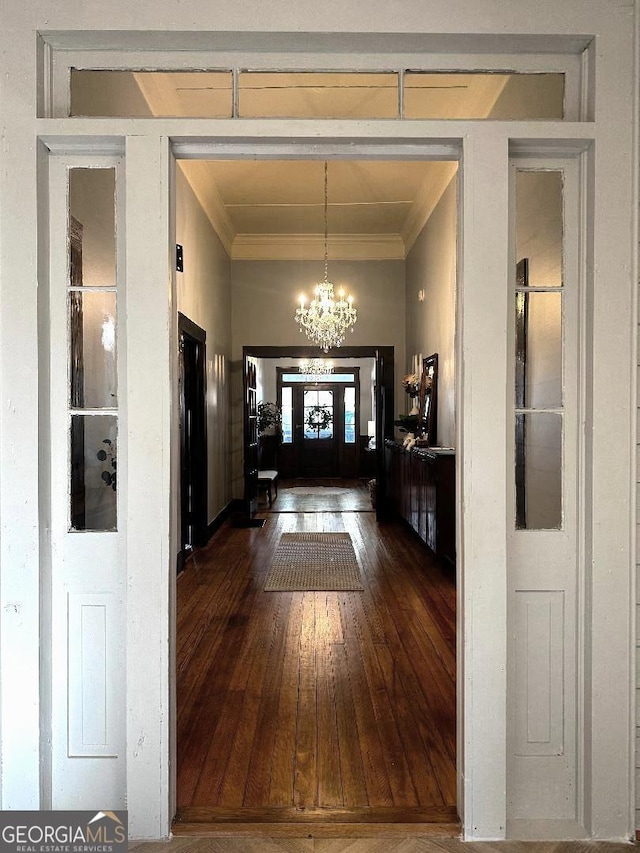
(178, 313, 208, 571)
(278, 364, 360, 479)
(173, 155, 459, 833)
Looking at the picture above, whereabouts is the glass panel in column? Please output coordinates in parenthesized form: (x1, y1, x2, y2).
(514, 167, 565, 530)
(514, 291, 563, 410)
(69, 168, 116, 286)
(515, 170, 564, 286)
(70, 415, 117, 531)
(69, 291, 117, 408)
(515, 413, 562, 530)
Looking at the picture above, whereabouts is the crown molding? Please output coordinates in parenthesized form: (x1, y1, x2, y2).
(177, 161, 236, 256)
(402, 162, 458, 254)
(231, 233, 405, 261)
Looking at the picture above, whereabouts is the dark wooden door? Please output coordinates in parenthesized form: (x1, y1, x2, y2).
(243, 354, 259, 515)
(178, 314, 207, 569)
(299, 386, 338, 476)
(375, 347, 394, 521)
(279, 376, 359, 478)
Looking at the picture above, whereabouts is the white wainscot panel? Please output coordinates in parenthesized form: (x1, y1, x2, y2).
(68, 593, 118, 757)
(515, 590, 564, 757)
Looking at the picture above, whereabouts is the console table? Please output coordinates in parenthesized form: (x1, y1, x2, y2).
(384, 439, 456, 566)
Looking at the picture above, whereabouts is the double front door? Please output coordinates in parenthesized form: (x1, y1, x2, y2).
(278, 371, 359, 478)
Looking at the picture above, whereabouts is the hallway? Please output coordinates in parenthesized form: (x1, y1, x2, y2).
(175, 486, 457, 834)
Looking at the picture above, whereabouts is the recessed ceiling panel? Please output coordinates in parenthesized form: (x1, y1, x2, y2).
(202, 160, 440, 236)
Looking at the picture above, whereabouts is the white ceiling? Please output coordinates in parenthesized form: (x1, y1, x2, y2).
(178, 158, 459, 260)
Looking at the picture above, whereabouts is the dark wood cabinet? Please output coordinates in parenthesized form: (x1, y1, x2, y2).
(384, 440, 456, 566)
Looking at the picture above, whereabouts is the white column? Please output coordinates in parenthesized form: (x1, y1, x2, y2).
(125, 135, 175, 838)
(458, 128, 509, 840)
(0, 31, 41, 808)
(587, 22, 636, 840)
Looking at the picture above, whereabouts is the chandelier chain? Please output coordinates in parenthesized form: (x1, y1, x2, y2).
(323, 160, 329, 283)
(294, 160, 358, 352)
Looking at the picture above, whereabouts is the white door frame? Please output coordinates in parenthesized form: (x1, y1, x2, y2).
(35, 122, 636, 839)
(122, 124, 590, 840)
(127, 122, 636, 840)
(0, 18, 635, 843)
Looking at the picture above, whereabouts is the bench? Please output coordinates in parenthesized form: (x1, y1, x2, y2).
(257, 469, 278, 507)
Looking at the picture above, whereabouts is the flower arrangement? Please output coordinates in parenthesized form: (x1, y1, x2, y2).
(402, 373, 420, 397)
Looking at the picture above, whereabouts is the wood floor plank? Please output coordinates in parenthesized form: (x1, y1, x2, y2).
(174, 805, 458, 823)
(176, 562, 252, 724)
(362, 542, 456, 766)
(342, 591, 419, 808)
(178, 577, 262, 804)
(217, 592, 288, 808)
(170, 823, 461, 839)
(243, 593, 294, 806)
(331, 640, 369, 807)
(176, 489, 457, 826)
(293, 592, 318, 809)
(268, 595, 305, 806)
(374, 643, 446, 806)
(337, 597, 394, 807)
(316, 598, 344, 808)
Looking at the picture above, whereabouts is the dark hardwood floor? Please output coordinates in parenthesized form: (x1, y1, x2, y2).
(175, 488, 457, 835)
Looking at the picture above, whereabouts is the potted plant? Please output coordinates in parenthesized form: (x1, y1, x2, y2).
(257, 401, 282, 437)
(257, 402, 282, 470)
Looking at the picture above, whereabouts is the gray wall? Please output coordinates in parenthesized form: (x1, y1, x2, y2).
(405, 175, 458, 447)
(176, 166, 233, 526)
(231, 258, 405, 495)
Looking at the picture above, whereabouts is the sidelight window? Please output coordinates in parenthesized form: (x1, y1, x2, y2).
(513, 169, 564, 530)
(68, 167, 119, 531)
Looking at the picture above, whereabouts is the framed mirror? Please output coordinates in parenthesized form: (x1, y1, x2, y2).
(418, 353, 438, 445)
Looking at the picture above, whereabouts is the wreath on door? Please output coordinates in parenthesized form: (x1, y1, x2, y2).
(305, 404, 333, 436)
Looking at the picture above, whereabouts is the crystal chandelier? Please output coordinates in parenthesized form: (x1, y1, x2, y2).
(294, 162, 357, 353)
(298, 358, 334, 376)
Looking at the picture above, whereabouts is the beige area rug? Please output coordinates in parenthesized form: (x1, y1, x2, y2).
(284, 486, 352, 495)
(264, 532, 364, 591)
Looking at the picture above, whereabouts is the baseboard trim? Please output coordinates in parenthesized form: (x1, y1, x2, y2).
(206, 500, 237, 541)
(177, 501, 236, 575)
(176, 548, 192, 575)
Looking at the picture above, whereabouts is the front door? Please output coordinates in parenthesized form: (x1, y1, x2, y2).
(278, 367, 359, 478)
(300, 385, 337, 476)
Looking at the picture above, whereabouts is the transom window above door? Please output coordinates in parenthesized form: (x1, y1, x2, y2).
(69, 68, 565, 120)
